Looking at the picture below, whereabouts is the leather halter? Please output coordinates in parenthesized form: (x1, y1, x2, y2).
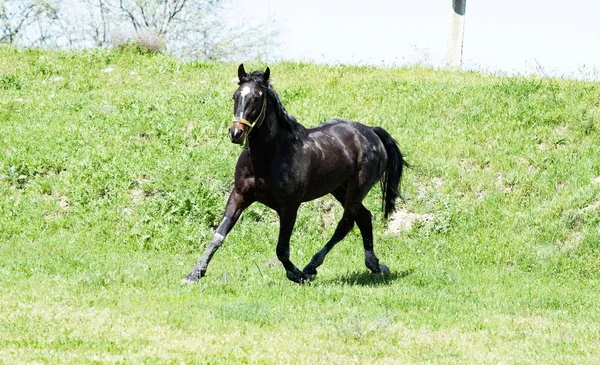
(231, 95, 267, 136)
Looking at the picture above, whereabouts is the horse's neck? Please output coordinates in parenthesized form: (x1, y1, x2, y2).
(246, 114, 301, 171)
(247, 131, 291, 159)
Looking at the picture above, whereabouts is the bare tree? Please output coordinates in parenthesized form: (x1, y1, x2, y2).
(91, 0, 114, 46)
(29, 1, 63, 47)
(0, 0, 39, 44)
(65, 0, 115, 47)
(165, 1, 278, 60)
(1, 0, 278, 60)
(115, 0, 278, 60)
(118, 0, 187, 37)
(1, 0, 73, 47)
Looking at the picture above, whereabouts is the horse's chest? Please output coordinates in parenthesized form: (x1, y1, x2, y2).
(275, 173, 297, 198)
(253, 164, 299, 201)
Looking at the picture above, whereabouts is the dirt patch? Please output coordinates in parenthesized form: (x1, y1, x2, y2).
(44, 195, 70, 220)
(581, 198, 600, 213)
(560, 231, 583, 252)
(130, 188, 144, 205)
(317, 197, 339, 227)
(416, 177, 444, 199)
(496, 172, 512, 195)
(185, 120, 197, 133)
(432, 177, 444, 188)
(57, 195, 70, 210)
(123, 178, 152, 215)
(387, 209, 434, 234)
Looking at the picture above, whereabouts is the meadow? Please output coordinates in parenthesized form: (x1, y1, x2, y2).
(1, 45, 599, 364)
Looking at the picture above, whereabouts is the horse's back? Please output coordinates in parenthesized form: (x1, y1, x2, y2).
(309, 118, 387, 158)
(310, 118, 367, 133)
(305, 118, 388, 185)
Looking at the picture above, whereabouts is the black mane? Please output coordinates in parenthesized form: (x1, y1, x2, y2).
(240, 71, 307, 142)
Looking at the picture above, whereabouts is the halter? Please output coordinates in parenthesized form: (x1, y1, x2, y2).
(231, 95, 267, 136)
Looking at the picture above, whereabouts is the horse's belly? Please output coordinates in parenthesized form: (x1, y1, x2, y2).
(303, 167, 352, 201)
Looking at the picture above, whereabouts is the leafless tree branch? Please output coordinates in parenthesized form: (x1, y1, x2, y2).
(1, 0, 279, 61)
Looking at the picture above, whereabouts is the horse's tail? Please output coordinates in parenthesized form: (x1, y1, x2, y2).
(373, 127, 408, 220)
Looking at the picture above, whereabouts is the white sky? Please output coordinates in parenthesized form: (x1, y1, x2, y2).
(234, 0, 600, 79)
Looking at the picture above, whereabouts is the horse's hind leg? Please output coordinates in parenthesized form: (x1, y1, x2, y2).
(303, 185, 361, 280)
(303, 184, 388, 279)
(302, 212, 355, 280)
(355, 206, 389, 275)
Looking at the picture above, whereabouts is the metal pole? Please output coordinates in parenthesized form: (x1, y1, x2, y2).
(446, 0, 466, 70)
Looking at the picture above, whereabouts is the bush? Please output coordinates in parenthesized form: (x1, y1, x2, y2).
(113, 31, 166, 55)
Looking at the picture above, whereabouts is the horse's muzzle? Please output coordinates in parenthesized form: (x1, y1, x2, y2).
(229, 123, 247, 144)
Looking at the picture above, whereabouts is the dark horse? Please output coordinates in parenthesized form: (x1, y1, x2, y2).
(183, 64, 408, 284)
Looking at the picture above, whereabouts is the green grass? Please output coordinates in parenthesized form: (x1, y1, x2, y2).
(1, 45, 600, 364)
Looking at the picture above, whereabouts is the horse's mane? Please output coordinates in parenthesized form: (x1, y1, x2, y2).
(240, 71, 307, 142)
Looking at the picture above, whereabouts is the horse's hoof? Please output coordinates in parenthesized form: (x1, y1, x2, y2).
(378, 264, 390, 276)
(180, 272, 201, 285)
(286, 270, 300, 283)
(180, 278, 196, 286)
(305, 272, 317, 282)
(302, 267, 317, 282)
(286, 270, 310, 284)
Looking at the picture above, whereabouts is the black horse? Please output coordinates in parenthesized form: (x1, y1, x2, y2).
(183, 64, 408, 284)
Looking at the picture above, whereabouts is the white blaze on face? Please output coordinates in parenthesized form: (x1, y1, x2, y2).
(240, 86, 252, 98)
(238, 86, 252, 118)
(241, 86, 250, 98)
(240, 86, 252, 106)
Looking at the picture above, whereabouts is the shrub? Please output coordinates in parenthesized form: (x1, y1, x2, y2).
(113, 31, 166, 55)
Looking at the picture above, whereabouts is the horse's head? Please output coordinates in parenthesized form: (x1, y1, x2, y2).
(229, 63, 270, 145)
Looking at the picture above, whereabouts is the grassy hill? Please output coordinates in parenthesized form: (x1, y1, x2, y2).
(1, 45, 599, 363)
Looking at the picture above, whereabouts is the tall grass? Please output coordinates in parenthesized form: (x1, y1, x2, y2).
(1, 45, 599, 363)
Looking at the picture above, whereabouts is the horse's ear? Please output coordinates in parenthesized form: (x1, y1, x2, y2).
(238, 63, 246, 81)
(262, 67, 270, 82)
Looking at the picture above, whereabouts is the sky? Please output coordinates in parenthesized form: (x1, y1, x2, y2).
(233, 0, 600, 80)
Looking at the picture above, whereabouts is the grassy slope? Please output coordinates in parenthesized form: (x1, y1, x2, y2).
(1, 46, 599, 364)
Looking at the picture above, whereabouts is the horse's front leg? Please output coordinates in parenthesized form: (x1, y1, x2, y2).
(182, 190, 251, 284)
(276, 207, 309, 284)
